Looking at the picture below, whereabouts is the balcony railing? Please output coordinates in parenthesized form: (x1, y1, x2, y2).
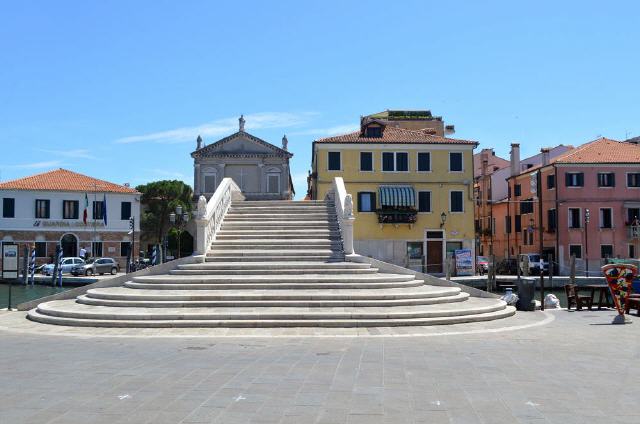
(376, 209, 417, 224)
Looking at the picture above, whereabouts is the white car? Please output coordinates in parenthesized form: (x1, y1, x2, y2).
(42, 257, 85, 276)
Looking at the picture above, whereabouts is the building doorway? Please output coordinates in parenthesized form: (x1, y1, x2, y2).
(61, 233, 78, 257)
(426, 230, 444, 274)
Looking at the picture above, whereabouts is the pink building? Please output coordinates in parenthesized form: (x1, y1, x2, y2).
(502, 138, 640, 275)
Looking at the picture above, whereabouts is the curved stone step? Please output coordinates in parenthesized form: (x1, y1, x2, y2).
(33, 298, 508, 321)
(178, 261, 372, 270)
(171, 268, 378, 275)
(136, 273, 415, 284)
(28, 306, 515, 328)
(84, 285, 461, 300)
(76, 293, 469, 308)
(123, 280, 425, 290)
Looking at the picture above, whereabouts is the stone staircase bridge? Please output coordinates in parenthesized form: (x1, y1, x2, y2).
(28, 178, 514, 328)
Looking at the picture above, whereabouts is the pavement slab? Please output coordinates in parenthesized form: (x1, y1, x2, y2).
(0, 309, 638, 423)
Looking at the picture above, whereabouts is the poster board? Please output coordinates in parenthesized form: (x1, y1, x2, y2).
(2, 243, 19, 280)
(454, 248, 473, 276)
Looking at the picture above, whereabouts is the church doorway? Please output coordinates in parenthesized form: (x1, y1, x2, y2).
(61, 233, 78, 257)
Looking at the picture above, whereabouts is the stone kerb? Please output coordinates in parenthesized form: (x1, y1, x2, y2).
(16, 255, 202, 311)
(348, 254, 499, 299)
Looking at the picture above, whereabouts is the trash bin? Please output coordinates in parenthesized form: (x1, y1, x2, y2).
(516, 278, 536, 311)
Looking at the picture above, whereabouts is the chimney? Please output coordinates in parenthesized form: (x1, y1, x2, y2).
(480, 149, 491, 176)
(541, 147, 550, 166)
(196, 135, 203, 150)
(510, 143, 520, 177)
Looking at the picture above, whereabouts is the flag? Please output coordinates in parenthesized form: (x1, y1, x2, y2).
(103, 193, 108, 226)
(83, 193, 89, 225)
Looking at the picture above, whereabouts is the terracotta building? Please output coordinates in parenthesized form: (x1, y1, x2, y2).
(497, 138, 640, 275)
(0, 169, 140, 269)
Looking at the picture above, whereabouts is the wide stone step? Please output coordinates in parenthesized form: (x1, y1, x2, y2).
(211, 239, 342, 246)
(215, 233, 341, 240)
(205, 255, 345, 262)
(207, 249, 342, 257)
(221, 224, 339, 231)
(225, 213, 336, 219)
(222, 220, 338, 226)
(83, 285, 462, 301)
(76, 293, 469, 308)
(218, 228, 338, 234)
(171, 268, 377, 275)
(28, 306, 515, 327)
(235, 200, 330, 206)
(123, 280, 423, 290)
(228, 205, 336, 214)
(134, 273, 415, 284)
(210, 244, 343, 250)
(32, 298, 508, 322)
(178, 261, 372, 270)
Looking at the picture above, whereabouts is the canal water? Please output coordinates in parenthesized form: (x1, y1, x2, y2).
(0, 283, 71, 309)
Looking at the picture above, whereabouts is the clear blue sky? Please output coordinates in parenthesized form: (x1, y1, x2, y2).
(1, 1, 639, 198)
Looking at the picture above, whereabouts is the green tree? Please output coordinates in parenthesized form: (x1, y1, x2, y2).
(135, 180, 193, 244)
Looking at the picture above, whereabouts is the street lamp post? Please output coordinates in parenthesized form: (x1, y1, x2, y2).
(169, 205, 190, 260)
(584, 208, 590, 277)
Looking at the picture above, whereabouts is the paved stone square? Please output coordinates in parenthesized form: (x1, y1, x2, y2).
(0, 309, 638, 424)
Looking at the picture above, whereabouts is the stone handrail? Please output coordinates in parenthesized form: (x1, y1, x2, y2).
(330, 177, 355, 255)
(195, 178, 244, 256)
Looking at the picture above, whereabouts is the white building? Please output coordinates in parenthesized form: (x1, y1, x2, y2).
(0, 168, 140, 268)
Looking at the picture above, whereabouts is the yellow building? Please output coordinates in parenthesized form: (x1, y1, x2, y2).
(310, 118, 477, 274)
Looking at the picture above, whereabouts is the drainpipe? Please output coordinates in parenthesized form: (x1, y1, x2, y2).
(554, 164, 560, 275)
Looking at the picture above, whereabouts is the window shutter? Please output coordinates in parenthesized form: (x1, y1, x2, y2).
(74, 201, 79, 219)
(357, 193, 363, 212)
(371, 192, 376, 211)
(565, 173, 571, 186)
(578, 173, 584, 186)
(610, 173, 615, 187)
(45, 200, 50, 218)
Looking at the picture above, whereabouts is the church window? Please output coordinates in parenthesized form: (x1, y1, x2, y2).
(267, 174, 280, 194)
(204, 174, 217, 193)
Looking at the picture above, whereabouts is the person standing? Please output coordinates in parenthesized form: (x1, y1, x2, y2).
(79, 246, 87, 260)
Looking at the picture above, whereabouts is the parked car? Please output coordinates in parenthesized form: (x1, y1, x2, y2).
(476, 256, 489, 275)
(518, 253, 549, 275)
(71, 258, 119, 276)
(42, 257, 85, 276)
(496, 258, 518, 275)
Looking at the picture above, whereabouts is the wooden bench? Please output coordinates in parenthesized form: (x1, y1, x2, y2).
(626, 295, 640, 316)
(564, 284, 593, 311)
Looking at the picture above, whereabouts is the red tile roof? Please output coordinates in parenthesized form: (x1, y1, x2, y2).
(512, 138, 640, 178)
(554, 137, 640, 164)
(315, 126, 477, 145)
(0, 169, 139, 193)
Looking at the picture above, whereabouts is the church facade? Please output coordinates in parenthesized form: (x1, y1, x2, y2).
(191, 116, 294, 200)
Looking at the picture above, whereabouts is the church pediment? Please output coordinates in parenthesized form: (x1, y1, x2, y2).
(191, 131, 293, 159)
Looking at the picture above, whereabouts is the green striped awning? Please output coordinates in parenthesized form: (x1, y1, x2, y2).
(378, 186, 416, 208)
